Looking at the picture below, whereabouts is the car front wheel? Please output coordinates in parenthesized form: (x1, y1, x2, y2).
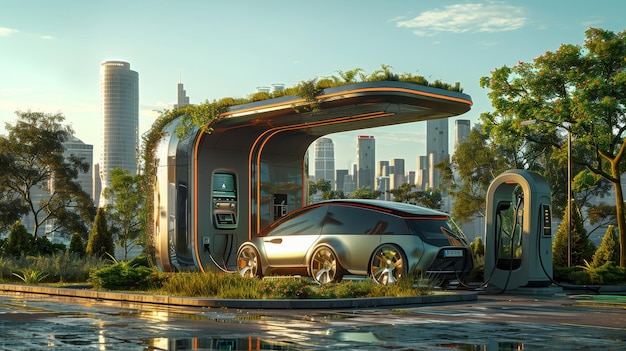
(369, 244, 407, 285)
(310, 246, 342, 284)
(237, 245, 262, 278)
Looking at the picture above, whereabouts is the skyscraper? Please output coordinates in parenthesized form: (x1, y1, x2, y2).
(390, 158, 406, 190)
(335, 169, 348, 192)
(174, 82, 189, 109)
(314, 137, 335, 186)
(63, 135, 93, 200)
(426, 118, 449, 189)
(99, 60, 138, 207)
(416, 155, 428, 190)
(454, 119, 471, 152)
(356, 135, 375, 190)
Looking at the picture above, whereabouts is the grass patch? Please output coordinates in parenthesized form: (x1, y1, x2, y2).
(156, 272, 433, 299)
(2, 255, 435, 299)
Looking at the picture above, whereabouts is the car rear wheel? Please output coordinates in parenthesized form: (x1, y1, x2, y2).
(369, 244, 407, 285)
(237, 245, 262, 278)
(310, 246, 343, 284)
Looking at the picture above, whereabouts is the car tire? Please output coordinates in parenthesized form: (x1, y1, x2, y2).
(310, 246, 343, 284)
(237, 245, 262, 278)
(369, 244, 407, 285)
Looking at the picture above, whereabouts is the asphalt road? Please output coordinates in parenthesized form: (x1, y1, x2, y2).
(0, 291, 625, 350)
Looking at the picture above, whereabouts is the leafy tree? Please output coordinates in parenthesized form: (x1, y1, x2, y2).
(388, 183, 443, 209)
(3, 221, 32, 257)
(0, 111, 95, 238)
(86, 208, 114, 259)
(437, 127, 516, 225)
(349, 187, 381, 199)
(552, 201, 595, 267)
(308, 178, 345, 201)
(309, 179, 332, 198)
(592, 225, 620, 268)
(388, 183, 416, 203)
(104, 168, 144, 260)
(69, 232, 86, 257)
(479, 28, 626, 266)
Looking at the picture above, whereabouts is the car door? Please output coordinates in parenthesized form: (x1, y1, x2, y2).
(320, 204, 384, 272)
(262, 205, 329, 267)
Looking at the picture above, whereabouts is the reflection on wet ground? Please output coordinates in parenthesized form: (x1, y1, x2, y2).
(0, 293, 625, 350)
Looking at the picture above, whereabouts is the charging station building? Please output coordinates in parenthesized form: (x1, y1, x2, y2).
(153, 81, 473, 272)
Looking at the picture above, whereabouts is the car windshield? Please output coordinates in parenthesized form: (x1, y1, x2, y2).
(406, 218, 469, 246)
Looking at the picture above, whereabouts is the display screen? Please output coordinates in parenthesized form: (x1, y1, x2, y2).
(213, 173, 236, 196)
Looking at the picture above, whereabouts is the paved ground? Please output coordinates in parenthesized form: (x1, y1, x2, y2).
(0, 288, 625, 350)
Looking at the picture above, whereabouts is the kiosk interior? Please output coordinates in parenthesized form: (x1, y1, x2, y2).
(153, 81, 473, 272)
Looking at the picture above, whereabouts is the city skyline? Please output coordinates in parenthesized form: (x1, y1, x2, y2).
(2, 1, 624, 171)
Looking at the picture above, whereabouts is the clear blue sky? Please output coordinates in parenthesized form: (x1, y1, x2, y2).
(1, 1, 624, 173)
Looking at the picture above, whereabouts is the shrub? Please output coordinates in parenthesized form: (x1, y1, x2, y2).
(12, 269, 49, 285)
(89, 260, 165, 290)
(259, 277, 314, 299)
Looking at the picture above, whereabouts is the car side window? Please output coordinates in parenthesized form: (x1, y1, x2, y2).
(321, 205, 385, 235)
(267, 205, 329, 236)
(381, 214, 409, 235)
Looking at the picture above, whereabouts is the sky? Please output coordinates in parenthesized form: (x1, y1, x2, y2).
(1, 0, 625, 174)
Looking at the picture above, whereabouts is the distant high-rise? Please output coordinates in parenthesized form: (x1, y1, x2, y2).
(314, 138, 335, 186)
(174, 82, 190, 109)
(63, 135, 93, 200)
(335, 169, 348, 192)
(454, 119, 471, 152)
(390, 158, 405, 190)
(93, 163, 101, 206)
(426, 118, 449, 189)
(99, 60, 138, 207)
(376, 176, 390, 201)
(356, 136, 375, 190)
(376, 160, 389, 177)
(416, 155, 428, 190)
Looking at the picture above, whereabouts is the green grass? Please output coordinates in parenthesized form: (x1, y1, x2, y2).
(1, 254, 435, 299)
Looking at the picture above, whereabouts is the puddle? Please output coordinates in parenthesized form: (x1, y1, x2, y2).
(143, 336, 299, 350)
(434, 342, 525, 350)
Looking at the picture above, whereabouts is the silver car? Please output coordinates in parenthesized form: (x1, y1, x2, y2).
(237, 199, 473, 285)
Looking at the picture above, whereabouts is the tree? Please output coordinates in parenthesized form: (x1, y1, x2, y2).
(552, 201, 595, 267)
(592, 225, 620, 268)
(479, 28, 626, 266)
(69, 232, 86, 257)
(0, 111, 95, 237)
(86, 208, 114, 259)
(104, 168, 144, 260)
(437, 127, 519, 225)
(349, 187, 381, 199)
(3, 221, 32, 257)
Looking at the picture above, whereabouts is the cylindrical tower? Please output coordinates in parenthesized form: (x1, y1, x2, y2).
(99, 60, 139, 207)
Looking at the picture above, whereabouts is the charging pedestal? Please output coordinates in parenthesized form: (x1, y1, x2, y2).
(484, 170, 554, 291)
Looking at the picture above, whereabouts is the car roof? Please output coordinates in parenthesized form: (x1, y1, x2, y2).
(316, 199, 449, 217)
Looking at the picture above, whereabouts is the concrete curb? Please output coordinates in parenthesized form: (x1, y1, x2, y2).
(0, 283, 477, 309)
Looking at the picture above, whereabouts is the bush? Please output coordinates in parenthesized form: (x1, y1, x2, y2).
(259, 278, 314, 299)
(89, 260, 166, 290)
(0, 253, 106, 284)
(554, 261, 626, 285)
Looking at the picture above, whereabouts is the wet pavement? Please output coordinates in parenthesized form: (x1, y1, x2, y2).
(0, 289, 625, 350)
